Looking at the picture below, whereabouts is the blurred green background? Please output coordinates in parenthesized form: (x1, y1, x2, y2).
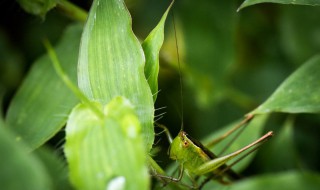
(1, 0, 320, 189)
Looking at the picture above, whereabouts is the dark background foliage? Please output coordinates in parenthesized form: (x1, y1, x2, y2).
(1, 0, 320, 189)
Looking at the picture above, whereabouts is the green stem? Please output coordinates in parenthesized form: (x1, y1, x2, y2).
(43, 39, 104, 119)
(56, 0, 88, 22)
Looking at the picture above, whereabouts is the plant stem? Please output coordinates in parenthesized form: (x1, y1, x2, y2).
(56, 0, 88, 22)
(43, 39, 104, 119)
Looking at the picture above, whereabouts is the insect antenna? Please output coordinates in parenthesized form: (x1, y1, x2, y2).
(172, 10, 184, 131)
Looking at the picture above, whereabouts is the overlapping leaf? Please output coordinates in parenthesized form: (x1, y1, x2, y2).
(78, 0, 154, 150)
(65, 97, 149, 190)
(142, 1, 174, 102)
(5, 24, 82, 150)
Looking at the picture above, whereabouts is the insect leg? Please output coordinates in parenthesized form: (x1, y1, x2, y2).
(194, 131, 273, 176)
(217, 134, 270, 178)
(154, 164, 184, 183)
(155, 123, 173, 143)
(198, 134, 271, 189)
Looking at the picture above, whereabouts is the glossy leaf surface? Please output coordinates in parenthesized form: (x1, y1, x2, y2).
(65, 97, 149, 190)
(78, 0, 154, 150)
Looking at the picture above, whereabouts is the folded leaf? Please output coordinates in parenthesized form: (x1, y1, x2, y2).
(142, 1, 174, 102)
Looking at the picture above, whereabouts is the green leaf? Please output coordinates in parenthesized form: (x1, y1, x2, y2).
(224, 171, 320, 190)
(17, 0, 57, 17)
(65, 97, 149, 190)
(238, 0, 320, 11)
(0, 125, 52, 190)
(203, 114, 269, 171)
(78, 0, 154, 150)
(252, 55, 320, 114)
(142, 1, 174, 102)
(0, 87, 5, 126)
(35, 147, 72, 190)
(5, 24, 82, 150)
(255, 116, 300, 172)
(202, 171, 320, 190)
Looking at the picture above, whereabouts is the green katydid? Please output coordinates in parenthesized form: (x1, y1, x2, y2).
(151, 5, 274, 189)
(154, 116, 273, 189)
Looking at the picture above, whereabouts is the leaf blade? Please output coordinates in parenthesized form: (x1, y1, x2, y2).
(0, 125, 52, 190)
(65, 97, 149, 190)
(142, 1, 174, 101)
(227, 171, 320, 190)
(78, 0, 154, 150)
(238, 0, 320, 11)
(252, 55, 320, 115)
(5, 24, 82, 150)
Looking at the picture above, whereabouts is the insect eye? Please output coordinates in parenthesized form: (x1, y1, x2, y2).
(183, 140, 189, 147)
